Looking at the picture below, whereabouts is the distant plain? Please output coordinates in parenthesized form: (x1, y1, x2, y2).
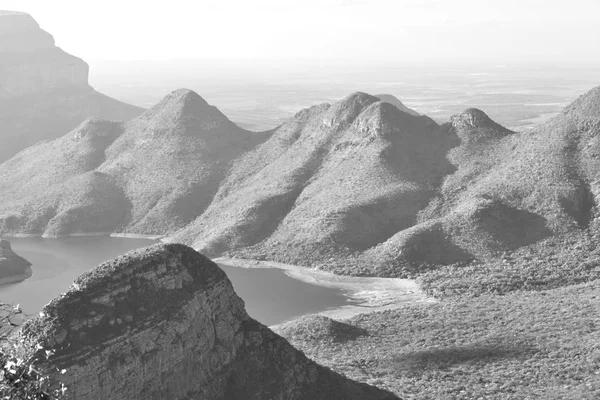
(90, 61, 600, 131)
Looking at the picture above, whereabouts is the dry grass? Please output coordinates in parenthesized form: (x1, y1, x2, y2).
(276, 280, 600, 399)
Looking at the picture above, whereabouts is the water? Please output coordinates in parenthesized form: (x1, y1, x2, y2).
(0, 237, 353, 325)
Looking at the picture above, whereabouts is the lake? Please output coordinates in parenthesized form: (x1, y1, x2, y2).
(0, 237, 355, 326)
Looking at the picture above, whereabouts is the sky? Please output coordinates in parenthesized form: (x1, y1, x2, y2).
(2, 0, 600, 66)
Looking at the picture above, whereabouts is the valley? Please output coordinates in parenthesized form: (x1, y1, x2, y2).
(1, 8, 600, 399)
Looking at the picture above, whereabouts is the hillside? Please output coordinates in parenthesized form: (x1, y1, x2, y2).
(0, 89, 269, 237)
(3, 244, 396, 399)
(168, 86, 600, 277)
(169, 92, 452, 265)
(2, 85, 600, 277)
(0, 240, 31, 284)
(0, 11, 143, 161)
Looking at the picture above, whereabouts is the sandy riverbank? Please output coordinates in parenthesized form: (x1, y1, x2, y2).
(214, 257, 434, 320)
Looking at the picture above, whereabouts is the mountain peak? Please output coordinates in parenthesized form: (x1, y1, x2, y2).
(139, 88, 231, 128)
(452, 108, 494, 128)
(160, 88, 209, 109)
(0, 10, 42, 36)
(323, 92, 379, 129)
(450, 108, 513, 142)
(375, 94, 420, 116)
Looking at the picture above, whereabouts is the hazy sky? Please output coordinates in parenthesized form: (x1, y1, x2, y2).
(2, 0, 600, 65)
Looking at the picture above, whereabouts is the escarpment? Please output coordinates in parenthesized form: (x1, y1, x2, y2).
(0, 11, 89, 98)
(0, 11, 143, 161)
(14, 244, 396, 400)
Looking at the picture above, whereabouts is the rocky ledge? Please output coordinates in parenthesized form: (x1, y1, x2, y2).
(0, 239, 32, 284)
(14, 244, 396, 400)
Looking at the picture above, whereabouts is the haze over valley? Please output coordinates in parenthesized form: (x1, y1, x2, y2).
(1, 4, 600, 400)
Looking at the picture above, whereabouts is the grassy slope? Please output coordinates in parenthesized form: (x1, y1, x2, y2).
(0, 89, 269, 237)
(271, 87, 600, 399)
(275, 281, 600, 399)
(172, 93, 455, 266)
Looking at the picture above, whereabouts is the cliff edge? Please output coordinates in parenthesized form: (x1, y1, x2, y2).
(13, 244, 396, 400)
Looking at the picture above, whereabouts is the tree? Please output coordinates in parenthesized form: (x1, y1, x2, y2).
(0, 304, 66, 399)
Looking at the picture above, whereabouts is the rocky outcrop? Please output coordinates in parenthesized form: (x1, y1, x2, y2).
(14, 244, 396, 400)
(0, 11, 143, 162)
(0, 239, 32, 284)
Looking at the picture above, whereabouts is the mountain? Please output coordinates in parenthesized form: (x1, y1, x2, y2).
(2, 86, 600, 277)
(374, 94, 420, 116)
(12, 244, 397, 400)
(0, 239, 32, 284)
(0, 89, 269, 237)
(170, 86, 600, 276)
(169, 92, 454, 272)
(0, 11, 143, 161)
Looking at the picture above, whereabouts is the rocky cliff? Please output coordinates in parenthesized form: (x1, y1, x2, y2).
(0, 11, 143, 162)
(0, 11, 89, 98)
(13, 244, 396, 400)
(0, 239, 32, 284)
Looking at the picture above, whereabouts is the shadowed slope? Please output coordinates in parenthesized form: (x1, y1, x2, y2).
(374, 94, 420, 116)
(366, 87, 600, 275)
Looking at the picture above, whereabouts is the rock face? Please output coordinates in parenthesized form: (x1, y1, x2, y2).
(0, 239, 32, 284)
(15, 244, 396, 400)
(0, 11, 89, 98)
(0, 89, 269, 237)
(0, 11, 143, 162)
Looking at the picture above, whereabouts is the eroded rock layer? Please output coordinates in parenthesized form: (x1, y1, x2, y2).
(16, 244, 396, 400)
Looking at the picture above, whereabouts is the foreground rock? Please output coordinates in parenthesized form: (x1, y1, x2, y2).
(13, 244, 395, 399)
(0, 239, 32, 284)
(0, 11, 143, 161)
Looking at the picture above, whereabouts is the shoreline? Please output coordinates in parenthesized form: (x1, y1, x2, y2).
(1, 232, 162, 240)
(0, 266, 33, 285)
(214, 257, 434, 321)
